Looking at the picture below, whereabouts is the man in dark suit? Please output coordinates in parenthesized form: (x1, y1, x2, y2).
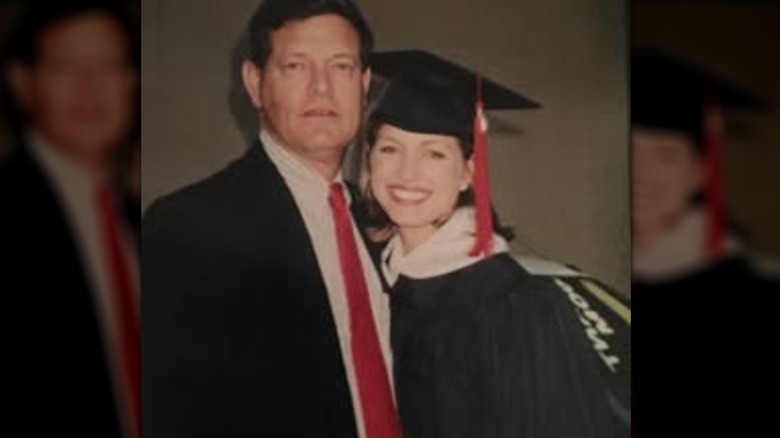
(142, 1, 401, 437)
(0, 3, 139, 437)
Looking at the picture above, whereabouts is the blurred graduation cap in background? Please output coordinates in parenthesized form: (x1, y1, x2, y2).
(632, 50, 765, 146)
(368, 49, 539, 257)
(631, 49, 767, 259)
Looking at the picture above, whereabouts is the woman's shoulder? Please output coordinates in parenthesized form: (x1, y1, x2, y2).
(392, 253, 548, 311)
(456, 253, 572, 306)
(510, 254, 585, 277)
(467, 253, 582, 291)
(469, 253, 630, 324)
(506, 254, 631, 306)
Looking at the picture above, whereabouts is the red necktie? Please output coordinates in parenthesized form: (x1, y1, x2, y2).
(328, 183, 402, 438)
(97, 187, 140, 438)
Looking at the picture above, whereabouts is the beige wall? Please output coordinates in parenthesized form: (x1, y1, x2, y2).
(633, 0, 780, 261)
(142, 0, 630, 292)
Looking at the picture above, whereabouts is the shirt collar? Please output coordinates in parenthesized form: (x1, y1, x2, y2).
(27, 130, 99, 200)
(633, 207, 742, 282)
(259, 129, 350, 204)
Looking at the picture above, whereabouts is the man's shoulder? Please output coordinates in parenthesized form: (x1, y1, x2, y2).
(145, 167, 234, 221)
(142, 145, 294, 245)
(148, 146, 271, 211)
(144, 146, 277, 232)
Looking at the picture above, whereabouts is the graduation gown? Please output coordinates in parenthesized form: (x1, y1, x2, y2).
(633, 210, 779, 436)
(514, 256, 632, 438)
(382, 208, 614, 438)
(633, 256, 778, 437)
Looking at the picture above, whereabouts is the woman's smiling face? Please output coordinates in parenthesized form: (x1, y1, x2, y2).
(369, 123, 472, 243)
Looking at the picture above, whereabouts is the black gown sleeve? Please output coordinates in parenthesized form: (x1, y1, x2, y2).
(391, 255, 615, 438)
(482, 259, 615, 437)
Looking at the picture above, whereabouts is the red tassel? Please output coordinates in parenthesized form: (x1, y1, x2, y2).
(469, 74, 494, 258)
(702, 102, 725, 260)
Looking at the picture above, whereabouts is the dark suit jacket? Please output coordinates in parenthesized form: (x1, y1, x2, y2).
(142, 142, 360, 437)
(0, 147, 121, 436)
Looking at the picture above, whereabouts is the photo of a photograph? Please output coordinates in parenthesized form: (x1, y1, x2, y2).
(141, 1, 630, 437)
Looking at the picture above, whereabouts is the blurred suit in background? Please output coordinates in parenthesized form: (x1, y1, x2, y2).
(0, 3, 139, 437)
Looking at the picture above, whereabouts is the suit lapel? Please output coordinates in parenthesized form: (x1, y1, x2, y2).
(234, 142, 359, 436)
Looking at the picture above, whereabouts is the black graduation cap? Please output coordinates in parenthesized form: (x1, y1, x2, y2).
(631, 50, 765, 149)
(631, 49, 766, 260)
(369, 50, 539, 148)
(367, 49, 539, 257)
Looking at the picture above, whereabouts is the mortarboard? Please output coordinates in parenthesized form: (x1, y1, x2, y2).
(370, 50, 539, 147)
(632, 50, 764, 147)
(369, 50, 539, 257)
(631, 49, 765, 259)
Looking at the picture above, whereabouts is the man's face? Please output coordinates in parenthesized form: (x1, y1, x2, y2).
(632, 127, 703, 233)
(243, 14, 370, 168)
(11, 12, 136, 163)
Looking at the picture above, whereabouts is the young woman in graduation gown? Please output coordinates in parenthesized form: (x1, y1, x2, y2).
(360, 51, 615, 438)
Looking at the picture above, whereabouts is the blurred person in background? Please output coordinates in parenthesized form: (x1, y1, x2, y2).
(632, 50, 776, 293)
(0, 2, 139, 437)
(631, 50, 777, 438)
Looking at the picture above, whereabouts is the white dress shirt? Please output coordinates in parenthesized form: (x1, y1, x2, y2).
(261, 130, 393, 438)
